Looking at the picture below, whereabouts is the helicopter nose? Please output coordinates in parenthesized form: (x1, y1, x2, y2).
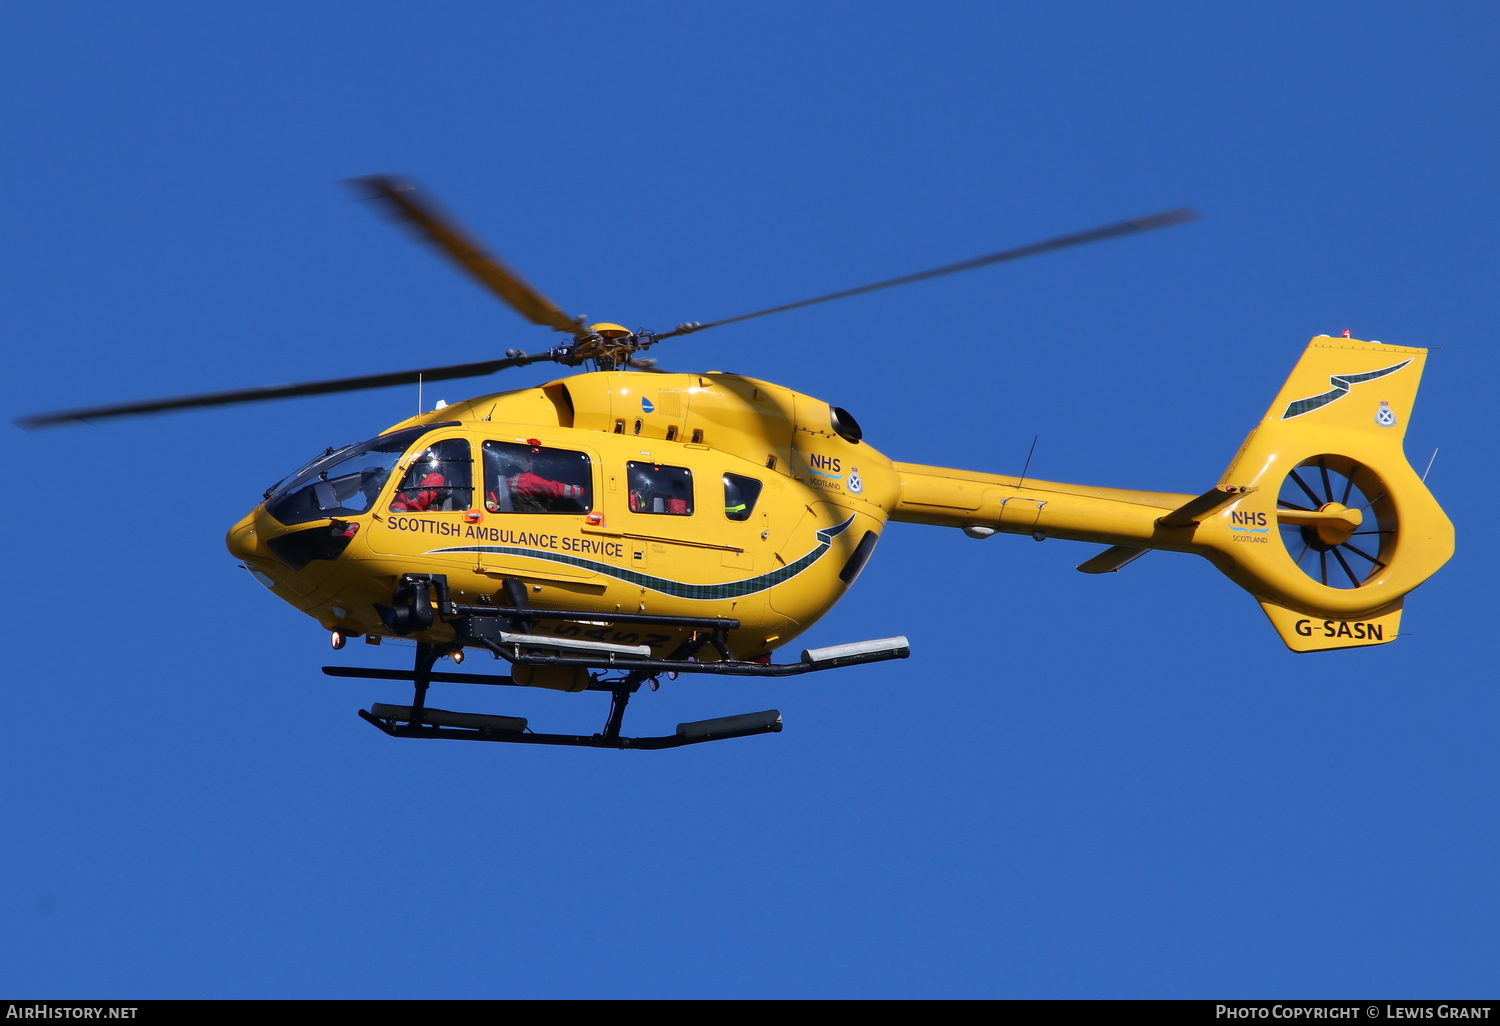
(226, 511, 267, 563)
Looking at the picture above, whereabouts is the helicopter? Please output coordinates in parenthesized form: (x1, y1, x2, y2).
(18, 176, 1455, 751)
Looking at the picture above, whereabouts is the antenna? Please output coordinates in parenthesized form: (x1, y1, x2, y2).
(1016, 435, 1039, 491)
(1421, 447, 1439, 482)
(418, 373, 423, 416)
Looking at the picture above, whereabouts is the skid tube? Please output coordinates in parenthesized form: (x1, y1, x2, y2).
(356, 708, 781, 749)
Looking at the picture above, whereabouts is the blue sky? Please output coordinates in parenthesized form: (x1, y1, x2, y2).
(1, 2, 1496, 998)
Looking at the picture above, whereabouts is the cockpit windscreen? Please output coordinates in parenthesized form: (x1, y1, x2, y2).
(265, 425, 437, 526)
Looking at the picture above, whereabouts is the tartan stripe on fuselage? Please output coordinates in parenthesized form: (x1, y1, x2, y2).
(425, 515, 857, 600)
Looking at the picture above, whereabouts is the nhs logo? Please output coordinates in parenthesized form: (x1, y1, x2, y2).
(1229, 510, 1269, 532)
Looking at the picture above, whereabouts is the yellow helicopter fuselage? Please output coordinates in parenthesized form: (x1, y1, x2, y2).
(228, 371, 895, 663)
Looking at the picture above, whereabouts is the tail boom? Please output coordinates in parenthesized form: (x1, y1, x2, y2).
(889, 336, 1453, 651)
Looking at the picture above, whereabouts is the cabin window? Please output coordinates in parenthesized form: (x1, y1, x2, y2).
(483, 440, 592, 514)
(723, 474, 763, 521)
(389, 438, 473, 513)
(265, 424, 445, 526)
(627, 462, 693, 515)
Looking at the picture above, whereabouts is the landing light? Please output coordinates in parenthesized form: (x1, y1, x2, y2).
(330, 629, 347, 650)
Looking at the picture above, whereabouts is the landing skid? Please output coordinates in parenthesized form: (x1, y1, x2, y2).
(357, 704, 782, 749)
(337, 573, 908, 751)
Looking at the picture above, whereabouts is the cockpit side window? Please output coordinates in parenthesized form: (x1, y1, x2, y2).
(483, 441, 592, 514)
(628, 462, 693, 515)
(265, 425, 436, 526)
(723, 473, 763, 521)
(389, 438, 473, 513)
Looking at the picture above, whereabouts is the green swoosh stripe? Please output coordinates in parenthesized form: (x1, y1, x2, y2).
(427, 514, 858, 601)
(1281, 359, 1412, 420)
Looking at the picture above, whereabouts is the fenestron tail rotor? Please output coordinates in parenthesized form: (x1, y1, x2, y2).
(1277, 455, 1395, 589)
(16, 176, 1199, 429)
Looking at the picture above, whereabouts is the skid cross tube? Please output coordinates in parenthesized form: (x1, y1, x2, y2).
(408, 642, 440, 724)
(324, 665, 519, 686)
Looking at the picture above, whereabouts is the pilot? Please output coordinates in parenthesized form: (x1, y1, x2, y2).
(358, 465, 393, 509)
(390, 450, 456, 512)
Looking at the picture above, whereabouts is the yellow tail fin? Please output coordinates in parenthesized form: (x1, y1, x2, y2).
(1201, 335, 1453, 651)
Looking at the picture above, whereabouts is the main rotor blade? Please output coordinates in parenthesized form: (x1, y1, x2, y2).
(16, 353, 554, 429)
(659, 207, 1200, 338)
(348, 175, 584, 335)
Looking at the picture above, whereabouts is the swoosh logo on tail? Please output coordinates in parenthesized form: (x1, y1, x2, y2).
(1281, 359, 1412, 420)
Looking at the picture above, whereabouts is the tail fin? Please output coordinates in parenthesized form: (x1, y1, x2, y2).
(1197, 335, 1453, 651)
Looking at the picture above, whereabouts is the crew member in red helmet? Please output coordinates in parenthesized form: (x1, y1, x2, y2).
(389, 469, 448, 511)
(389, 442, 468, 512)
(486, 444, 586, 513)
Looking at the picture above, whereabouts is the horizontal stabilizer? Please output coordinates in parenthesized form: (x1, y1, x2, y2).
(1157, 485, 1256, 527)
(1076, 546, 1150, 574)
